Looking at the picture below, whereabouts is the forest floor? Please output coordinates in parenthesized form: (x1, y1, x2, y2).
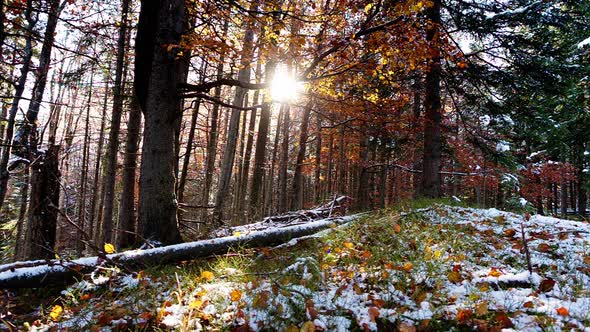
(2, 202, 590, 331)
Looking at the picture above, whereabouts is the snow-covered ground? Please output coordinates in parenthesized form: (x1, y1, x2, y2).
(4, 205, 590, 331)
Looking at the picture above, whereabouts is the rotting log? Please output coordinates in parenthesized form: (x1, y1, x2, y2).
(0, 214, 358, 289)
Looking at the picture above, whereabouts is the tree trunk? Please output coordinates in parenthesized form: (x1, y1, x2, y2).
(249, 61, 276, 218)
(23, 145, 60, 260)
(0, 0, 37, 212)
(177, 98, 201, 205)
(420, 0, 442, 198)
(101, 0, 131, 244)
(213, 1, 258, 225)
(1, 213, 357, 289)
(314, 114, 322, 203)
(291, 104, 312, 210)
(76, 69, 94, 255)
(203, 63, 225, 206)
(135, 0, 187, 245)
(277, 106, 290, 213)
(236, 65, 261, 218)
(117, 97, 142, 248)
(88, 71, 110, 242)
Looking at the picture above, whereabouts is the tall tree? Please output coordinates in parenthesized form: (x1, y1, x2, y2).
(135, 0, 188, 245)
(420, 0, 443, 198)
(101, 0, 131, 244)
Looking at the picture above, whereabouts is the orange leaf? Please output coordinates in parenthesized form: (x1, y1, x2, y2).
(393, 223, 401, 233)
(556, 307, 569, 316)
(368, 306, 380, 322)
(488, 268, 502, 278)
(403, 262, 414, 272)
(504, 229, 516, 237)
(447, 271, 463, 283)
(537, 243, 552, 252)
(456, 309, 472, 322)
(230, 289, 242, 302)
(343, 242, 354, 249)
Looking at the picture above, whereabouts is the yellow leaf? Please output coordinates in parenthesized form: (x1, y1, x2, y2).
(49, 305, 63, 321)
(189, 299, 203, 310)
(447, 271, 463, 283)
(284, 326, 299, 332)
(233, 231, 242, 237)
(300, 321, 315, 332)
(434, 250, 443, 259)
(201, 271, 214, 281)
(343, 242, 354, 249)
(104, 243, 116, 254)
(403, 262, 413, 272)
(475, 301, 488, 316)
(230, 289, 242, 302)
(364, 3, 373, 14)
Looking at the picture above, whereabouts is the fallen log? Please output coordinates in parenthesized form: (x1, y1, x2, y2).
(212, 196, 352, 237)
(0, 214, 358, 289)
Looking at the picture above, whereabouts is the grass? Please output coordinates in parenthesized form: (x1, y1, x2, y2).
(4, 199, 590, 331)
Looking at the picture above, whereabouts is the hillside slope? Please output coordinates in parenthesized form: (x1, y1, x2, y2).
(2, 205, 590, 331)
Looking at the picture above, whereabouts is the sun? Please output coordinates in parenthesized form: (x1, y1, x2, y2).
(270, 65, 303, 103)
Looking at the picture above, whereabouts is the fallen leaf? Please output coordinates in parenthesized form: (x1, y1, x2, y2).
(393, 223, 401, 233)
(475, 301, 488, 316)
(201, 271, 214, 281)
(79, 293, 91, 301)
(49, 305, 63, 321)
(368, 306, 380, 322)
(398, 322, 416, 332)
(488, 268, 502, 278)
(343, 242, 355, 249)
(583, 256, 590, 265)
(523, 301, 534, 308)
(403, 262, 413, 272)
(230, 289, 242, 302)
(504, 229, 516, 237)
(537, 243, 552, 252)
(448, 271, 463, 283)
(104, 243, 116, 254)
(556, 307, 569, 316)
(456, 309, 472, 322)
(300, 321, 315, 332)
(284, 326, 299, 332)
(495, 311, 513, 328)
(538, 278, 556, 293)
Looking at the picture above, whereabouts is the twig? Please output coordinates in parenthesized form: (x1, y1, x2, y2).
(521, 214, 533, 274)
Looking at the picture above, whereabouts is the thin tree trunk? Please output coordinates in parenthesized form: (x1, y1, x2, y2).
(266, 106, 284, 216)
(314, 114, 322, 203)
(213, 1, 258, 225)
(88, 71, 110, 242)
(101, 0, 131, 244)
(249, 61, 276, 219)
(291, 103, 312, 210)
(117, 96, 142, 248)
(177, 98, 201, 205)
(236, 64, 261, 218)
(420, 0, 442, 198)
(14, 169, 29, 260)
(277, 106, 290, 213)
(76, 69, 94, 255)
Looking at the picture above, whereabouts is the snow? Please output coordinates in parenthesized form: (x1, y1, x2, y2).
(496, 141, 510, 152)
(578, 36, 590, 49)
(485, 1, 543, 20)
(8, 205, 590, 331)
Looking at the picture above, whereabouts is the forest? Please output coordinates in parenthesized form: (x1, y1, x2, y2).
(0, 0, 589, 330)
